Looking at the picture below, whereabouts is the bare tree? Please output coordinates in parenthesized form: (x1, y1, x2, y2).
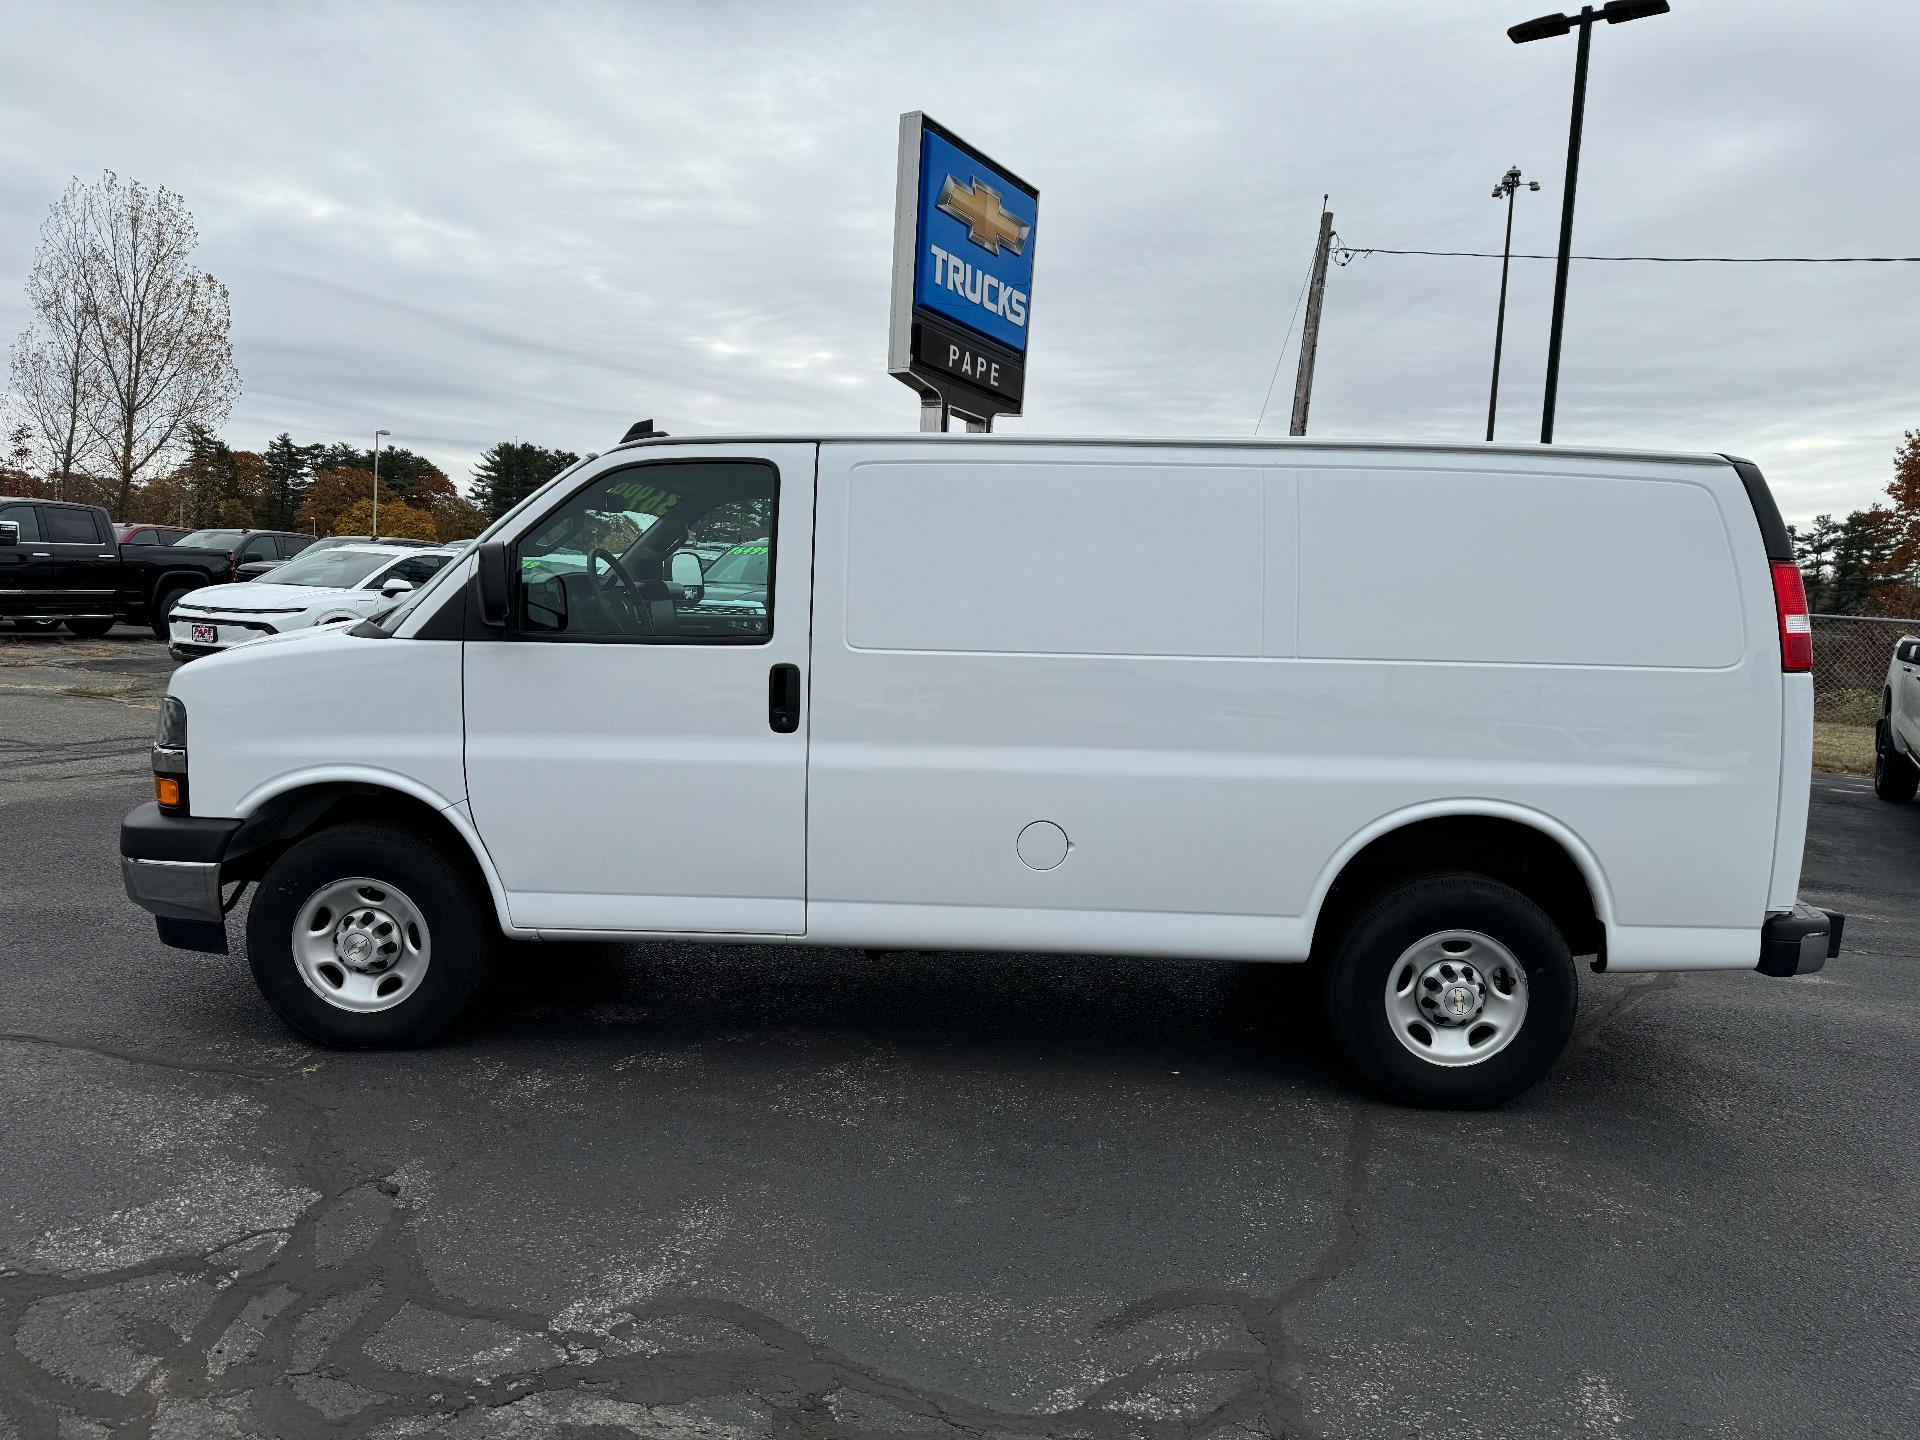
(77, 172, 240, 515)
(6, 180, 102, 499)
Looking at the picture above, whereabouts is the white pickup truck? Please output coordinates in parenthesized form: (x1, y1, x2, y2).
(1876, 635, 1920, 800)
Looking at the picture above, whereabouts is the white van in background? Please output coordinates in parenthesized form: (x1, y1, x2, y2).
(118, 435, 1840, 1107)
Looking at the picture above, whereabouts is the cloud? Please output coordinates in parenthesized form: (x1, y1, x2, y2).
(0, 0, 1912, 521)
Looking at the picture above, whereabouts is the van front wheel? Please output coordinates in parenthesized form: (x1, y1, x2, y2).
(246, 823, 492, 1048)
(1324, 874, 1577, 1109)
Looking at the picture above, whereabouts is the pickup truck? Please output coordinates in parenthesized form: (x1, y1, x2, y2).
(0, 497, 231, 637)
(1876, 635, 1920, 800)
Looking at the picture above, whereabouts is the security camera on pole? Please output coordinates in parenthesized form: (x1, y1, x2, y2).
(1486, 167, 1540, 442)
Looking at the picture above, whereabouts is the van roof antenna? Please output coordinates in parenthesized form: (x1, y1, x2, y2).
(621, 419, 667, 443)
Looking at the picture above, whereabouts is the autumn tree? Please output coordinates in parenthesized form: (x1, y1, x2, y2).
(73, 172, 241, 515)
(1880, 430, 1920, 583)
(228, 452, 266, 525)
(7, 179, 101, 496)
(0, 424, 36, 497)
(470, 441, 579, 518)
(430, 493, 488, 542)
(296, 466, 375, 535)
(329, 496, 438, 541)
(308, 442, 444, 500)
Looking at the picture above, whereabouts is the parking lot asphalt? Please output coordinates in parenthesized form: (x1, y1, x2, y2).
(0, 628, 1914, 1439)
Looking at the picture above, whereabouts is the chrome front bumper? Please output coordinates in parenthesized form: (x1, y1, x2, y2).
(121, 856, 224, 923)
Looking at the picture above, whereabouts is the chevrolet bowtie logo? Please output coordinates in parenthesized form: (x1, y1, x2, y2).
(936, 175, 1030, 256)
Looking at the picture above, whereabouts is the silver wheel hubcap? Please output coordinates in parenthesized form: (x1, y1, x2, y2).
(291, 877, 431, 1013)
(1384, 930, 1529, 1067)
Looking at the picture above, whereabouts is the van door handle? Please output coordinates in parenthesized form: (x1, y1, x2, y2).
(768, 663, 801, 734)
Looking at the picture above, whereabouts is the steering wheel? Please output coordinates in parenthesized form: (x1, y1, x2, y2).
(587, 547, 651, 635)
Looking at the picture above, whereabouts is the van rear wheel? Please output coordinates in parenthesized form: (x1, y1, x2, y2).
(1873, 719, 1918, 802)
(1323, 873, 1577, 1109)
(246, 822, 492, 1048)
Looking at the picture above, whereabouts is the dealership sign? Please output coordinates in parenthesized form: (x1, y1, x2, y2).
(888, 112, 1039, 425)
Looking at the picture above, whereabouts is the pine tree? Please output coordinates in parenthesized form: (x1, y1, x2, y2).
(260, 433, 316, 530)
(1794, 513, 1842, 612)
(177, 422, 234, 529)
(1828, 508, 1896, 615)
(470, 442, 580, 519)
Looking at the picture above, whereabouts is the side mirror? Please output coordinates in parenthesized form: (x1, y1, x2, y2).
(475, 540, 511, 627)
(380, 576, 415, 598)
(668, 549, 704, 605)
(1900, 639, 1920, 665)
(0, 521, 16, 547)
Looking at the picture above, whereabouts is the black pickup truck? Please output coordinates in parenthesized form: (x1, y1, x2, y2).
(0, 497, 231, 637)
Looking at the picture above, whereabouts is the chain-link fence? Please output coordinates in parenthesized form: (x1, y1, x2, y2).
(1811, 614, 1919, 724)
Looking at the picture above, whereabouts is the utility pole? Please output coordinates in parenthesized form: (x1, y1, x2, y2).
(1289, 202, 1333, 437)
(1487, 166, 1540, 441)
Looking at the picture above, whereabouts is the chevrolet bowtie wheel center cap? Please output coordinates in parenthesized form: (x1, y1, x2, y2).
(333, 908, 401, 974)
(1420, 962, 1486, 1026)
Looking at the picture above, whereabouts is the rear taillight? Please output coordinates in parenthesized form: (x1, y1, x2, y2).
(1771, 560, 1812, 672)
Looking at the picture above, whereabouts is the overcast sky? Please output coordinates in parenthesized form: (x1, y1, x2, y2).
(2, 0, 1913, 523)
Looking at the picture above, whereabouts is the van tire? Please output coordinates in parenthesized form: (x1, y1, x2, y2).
(1874, 719, 1918, 802)
(246, 822, 493, 1048)
(149, 582, 194, 639)
(1323, 873, 1577, 1109)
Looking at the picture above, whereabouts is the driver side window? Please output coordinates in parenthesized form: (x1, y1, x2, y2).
(513, 460, 777, 643)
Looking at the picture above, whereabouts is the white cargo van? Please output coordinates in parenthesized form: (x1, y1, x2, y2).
(120, 435, 1841, 1106)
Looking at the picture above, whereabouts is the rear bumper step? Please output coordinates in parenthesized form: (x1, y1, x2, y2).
(1756, 903, 1844, 977)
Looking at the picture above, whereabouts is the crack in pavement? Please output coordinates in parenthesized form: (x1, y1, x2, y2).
(0, 1031, 1383, 1440)
(1571, 973, 1681, 1052)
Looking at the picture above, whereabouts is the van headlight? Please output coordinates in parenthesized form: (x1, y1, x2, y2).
(153, 697, 188, 814)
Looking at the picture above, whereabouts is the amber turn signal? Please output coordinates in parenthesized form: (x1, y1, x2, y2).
(155, 776, 182, 809)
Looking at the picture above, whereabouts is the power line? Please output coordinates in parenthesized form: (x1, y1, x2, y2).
(1336, 245, 1920, 264)
(1254, 241, 1318, 435)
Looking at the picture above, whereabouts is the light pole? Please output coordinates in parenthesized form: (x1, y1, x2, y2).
(1486, 166, 1540, 442)
(371, 429, 390, 538)
(1509, 0, 1670, 443)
